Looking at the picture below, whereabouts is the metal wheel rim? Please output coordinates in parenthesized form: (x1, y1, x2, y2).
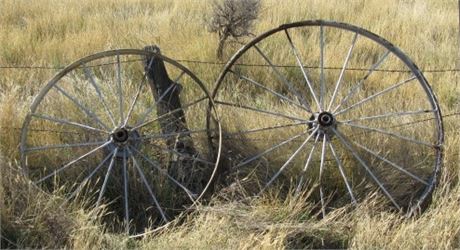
(209, 20, 443, 215)
(20, 49, 222, 236)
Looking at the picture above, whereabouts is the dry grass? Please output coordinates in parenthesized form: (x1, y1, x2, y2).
(1, 0, 460, 248)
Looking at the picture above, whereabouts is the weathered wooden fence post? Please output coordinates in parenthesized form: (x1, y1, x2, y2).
(143, 45, 196, 181)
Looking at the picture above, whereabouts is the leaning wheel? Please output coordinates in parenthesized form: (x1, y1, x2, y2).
(20, 49, 221, 235)
(210, 20, 443, 215)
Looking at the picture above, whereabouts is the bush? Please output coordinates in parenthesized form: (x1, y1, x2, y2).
(207, 0, 260, 59)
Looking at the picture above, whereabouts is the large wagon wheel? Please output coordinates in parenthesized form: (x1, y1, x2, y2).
(209, 20, 443, 215)
(20, 49, 221, 235)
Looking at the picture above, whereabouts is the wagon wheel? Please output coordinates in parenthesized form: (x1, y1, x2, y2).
(209, 20, 443, 215)
(20, 49, 221, 235)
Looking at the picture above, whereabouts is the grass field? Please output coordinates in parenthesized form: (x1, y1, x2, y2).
(1, 0, 460, 248)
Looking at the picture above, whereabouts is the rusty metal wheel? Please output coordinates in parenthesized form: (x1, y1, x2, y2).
(20, 49, 221, 235)
(209, 20, 443, 215)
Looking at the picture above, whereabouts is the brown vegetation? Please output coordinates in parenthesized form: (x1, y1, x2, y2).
(1, 0, 459, 248)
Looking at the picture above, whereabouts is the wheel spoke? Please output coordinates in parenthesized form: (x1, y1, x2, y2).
(339, 121, 436, 147)
(123, 58, 156, 127)
(83, 67, 117, 127)
(122, 148, 130, 234)
(25, 140, 107, 152)
(328, 140, 357, 204)
(228, 69, 311, 113)
(141, 113, 192, 135)
(333, 50, 390, 113)
(133, 96, 206, 131)
(343, 137, 429, 185)
(135, 83, 178, 127)
(53, 85, 110, 131)
(133, 88, 201, 130)
(116, 54, 124, 125)
(123, 76, 147, 127)
(319, 133, 327, 217)
(253, 45, 312, 111)
(258, 128, 318, 194)
(332, 128, 401, 210)
(135, 125, 209, 157)
(31, 113, 109, 134)
(128, 149, 168, 222)
(138, 122, 307, 140)
(35, 140, 112, 184)
(284, 29, 321, 110)
(174, 70, 186, 83)
(65, 149, 115, 202)
(139, 128, 208, 141)
(319, 25, 325, 110)
(335, 75, 417, 116)
(236, 129, 313, 168)
(328, 32, 359, 111)
(149, 143, 214, 166)
(214, 100, 308, 122)
(341, 109, 435, 123)
(129, 146, 196, 201)
(222, 122, 306, 138)
(96, 147, 119, 207)
(295, 133, 320, 195)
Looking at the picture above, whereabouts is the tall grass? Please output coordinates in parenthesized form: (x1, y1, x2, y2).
(1, 0, 460, 248)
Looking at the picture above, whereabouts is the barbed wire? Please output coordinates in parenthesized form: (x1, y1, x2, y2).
(1, 59, 460, 73)
(0, 58, 142, 70)
(178, 60, 460, 73)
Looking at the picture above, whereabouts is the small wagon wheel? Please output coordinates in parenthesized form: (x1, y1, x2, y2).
(20, 49, 221, 235)
(209, 20, 443, 215)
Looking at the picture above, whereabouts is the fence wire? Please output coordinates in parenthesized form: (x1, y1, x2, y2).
(1, 59, 460, 73)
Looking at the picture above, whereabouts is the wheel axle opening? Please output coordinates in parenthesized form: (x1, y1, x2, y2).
(318, 112, 335, 127)
(112, 128, 129, 143)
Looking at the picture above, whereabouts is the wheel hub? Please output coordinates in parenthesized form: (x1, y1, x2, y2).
(113, 128, 129, 143)
(308, 111, 337, 140)
(107, 127, 141, 157)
